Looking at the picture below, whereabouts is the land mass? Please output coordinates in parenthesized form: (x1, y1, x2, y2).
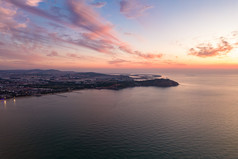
(0, 69, 179, 99)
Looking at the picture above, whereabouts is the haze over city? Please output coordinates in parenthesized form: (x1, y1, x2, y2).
(1, 0, 238, 71)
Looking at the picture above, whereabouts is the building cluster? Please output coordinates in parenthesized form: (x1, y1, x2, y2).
(0, 70, 133, 99)
(0, 70, 177, 100)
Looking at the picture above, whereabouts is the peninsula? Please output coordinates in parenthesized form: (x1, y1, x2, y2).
(0, 69, 179, 99)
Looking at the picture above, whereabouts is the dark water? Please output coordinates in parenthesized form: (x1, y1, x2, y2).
(1, 72, 238, 159)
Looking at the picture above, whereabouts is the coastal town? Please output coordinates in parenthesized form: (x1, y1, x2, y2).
(0, 69, 179, 99)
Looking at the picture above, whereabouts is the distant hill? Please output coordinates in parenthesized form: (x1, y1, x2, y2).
(0, 69, 61, 74)
(0, 69, 118, 80)
(0, 69, 107, 76)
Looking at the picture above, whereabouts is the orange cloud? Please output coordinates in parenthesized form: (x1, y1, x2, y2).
(189, 38, 233, 57)
(26, 0, 42, 6)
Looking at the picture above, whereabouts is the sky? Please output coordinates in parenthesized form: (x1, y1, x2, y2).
(1, 0, 238, 71)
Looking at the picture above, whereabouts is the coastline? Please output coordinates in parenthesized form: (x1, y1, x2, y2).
(1, 79, 179, 100)
(0, 70, 179, 100)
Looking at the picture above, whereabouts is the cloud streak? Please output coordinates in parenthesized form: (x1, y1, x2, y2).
(6, 0, 64, 24)
(119, 43, 163, 59)
(91, 1, 106, 8)
(66, 0, 118, 41)
(108, 59, 129, 65)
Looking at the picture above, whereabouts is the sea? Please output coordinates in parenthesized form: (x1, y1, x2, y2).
(1, 70, 238, 159)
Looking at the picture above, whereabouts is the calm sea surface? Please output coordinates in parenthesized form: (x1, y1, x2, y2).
(1, 71, 238, 159)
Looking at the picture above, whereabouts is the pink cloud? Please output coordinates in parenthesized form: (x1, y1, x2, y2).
(119, 43, 163, 59)
(48, 32, 115, 54)
(0, 1, 27, 31)
(108, 58, 155, 67)
(47, 51, 58, 57)
(0, 47, 44, 62)
(7, 25, 53, 52)
(120, 0, 153, 18)
(66, 0, 118, 42)
(189, 38, 233, 57)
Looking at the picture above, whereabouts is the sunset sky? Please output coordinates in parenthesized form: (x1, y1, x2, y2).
(1, 0, 238, 71)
